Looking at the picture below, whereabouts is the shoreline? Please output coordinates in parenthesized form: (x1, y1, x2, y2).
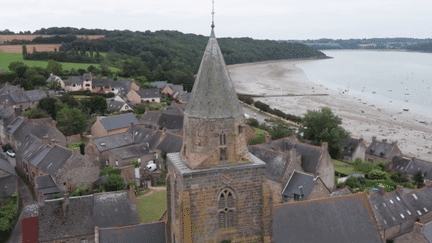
(228, 59, 432, 159)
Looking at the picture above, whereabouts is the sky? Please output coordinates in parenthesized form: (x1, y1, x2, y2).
(1, 0, 431, 40)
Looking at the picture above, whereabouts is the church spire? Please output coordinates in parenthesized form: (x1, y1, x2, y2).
(211, 0, 215, 29)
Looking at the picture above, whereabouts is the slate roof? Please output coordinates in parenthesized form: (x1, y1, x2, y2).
(93, 132, 134, 152)
(367, 138, 397, 158)
(177, 92, 191, 103)
(248, 146, 290, 182)
(170, 84, 184, 94)
(391, 156, 412, 173)
(128, 125, 155, 144)
(145, 130, 163, 149)
(107, 100, 125, 111)
(0, 94, 16, 106)
(157, 113, 183, 130)
(108, 144, 152, 159)
(16, 134, 44, 162)
(12, 118, 58, 146)
(99, 113, 139, 131)
(330, 188, 352, 197)
(99, 222, 166, 243)
(0, 175, 17, 198)
(282, 171, 319, 200)
(93, 191, 139, 228)
(70, 76, 84, 85)
(28, 146, 51, 167)
(0, 84, 21, 95)
(405, 158, 432, 181)
(155, 133, 183, 153)
(38, 196, 95, 241)
(93, 78, 111, 87)
(273, 193, 382, 243)
(140, 111, 162, 126)
(93, 175, 108, 187)
(343, 138, 363, 156)
(149, 81, 168, 90)
(25, 90, 47, 102)
(184, 29, 244, 119)
(0, 156, 15, 175)
(138, 89, 160, 99)
(9, 91, 30, 104)
(0, 106, 14, 120)
(6, 116, 25, 134)
(35, 175, 60, 195)
(36, 146, 72, 175)
(164, 105, 183, 115)
(369, 187, 432, 231)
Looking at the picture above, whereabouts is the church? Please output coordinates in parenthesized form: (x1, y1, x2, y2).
(165, 10, 383, 243)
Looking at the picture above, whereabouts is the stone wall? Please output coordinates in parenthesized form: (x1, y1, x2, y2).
(90, 120, 108, 138)
(265, 178, 282, 205)
(107, 127, 129, 137)
(65, 134, 82, 146)
(127, 90, 141, 105)
(316, 145, 335, 191)
(307, 178, 331, 200)
(84, 141, 102, 167)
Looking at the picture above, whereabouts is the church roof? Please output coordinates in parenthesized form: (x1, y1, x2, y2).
(184, 29, 243, 119)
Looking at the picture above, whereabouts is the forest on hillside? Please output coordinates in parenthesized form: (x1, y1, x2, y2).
(2, 27, 326, 91)
(285, 38, 432, 52)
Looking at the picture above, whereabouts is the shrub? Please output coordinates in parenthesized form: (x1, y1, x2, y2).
(100, 166, 121, 176)
(353, 160, 374, 174)
(254, 101, 270, 112)
(127, 182, 138, 189)
(156, 179, 166, 186)
(70, 185, 89, 196)
(68, 142, 84, 150)
(2, 144, 12, 152)
(374, 161, 387, 171)
(103, 174, 126, 192)
(130, 160, 140, 168)
(248, 135, 266, 145)
(366, 169, 388, 180)
(344, 177, 360, 189)
(389, 171, 409, 183)
(413, 171, 425, 188)
(246, 118, 259, 128)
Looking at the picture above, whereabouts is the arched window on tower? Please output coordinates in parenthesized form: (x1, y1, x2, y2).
(220, 132, 226, 145)
(218, 189, 235, 229)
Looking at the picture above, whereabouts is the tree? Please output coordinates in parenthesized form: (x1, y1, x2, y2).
(24, 108, 49, 119)
(87, 65, 96, 73)
(103, 174, 126, 192)
(48, 80, 62, 90)
(130, 160, 140, 168)
(413, 171, 425, 188)
(8, 61, 28, 78)
(301, 108, 349, 158)
(56, 107, 87, 136)
(89, 95, 107, 114)
(24, 68, 46, 87)
(22, 45, 28, 57)
(37, 97, 58, 119)
(46, 60, 63, 76)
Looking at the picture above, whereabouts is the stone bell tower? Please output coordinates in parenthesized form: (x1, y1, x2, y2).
(166, 5, 272, 243)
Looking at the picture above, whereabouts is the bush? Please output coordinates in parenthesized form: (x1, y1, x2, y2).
(127, 182, 138, 189)
(156, 179, 166, 186)
(248, 134, 266, 145)
(70, 185, 89, 196)
(374, 161, 387, 171)
(254, 101, 270, 112)
(345, 177, 361, 189)
(389, 171, 409, 183)
(413, 171, 425, 188)
(100, 166, 121, 176)
(68, 142, 84, 150)
(103, 174, 126, 192)
(246, 118, 259, 128)
(130, 160, 140, 168)
(366, 169, 388, 180)
(353, 160, 374, 174)
(24, 108, 50, 119)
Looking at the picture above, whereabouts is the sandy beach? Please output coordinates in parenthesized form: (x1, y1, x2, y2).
(228, 58, 432, 159)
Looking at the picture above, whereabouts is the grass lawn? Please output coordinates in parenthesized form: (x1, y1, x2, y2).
(0, 52, 119, 71)
(136, 190, 167, 223)
(254, 127, 266, 136)
(333, 159, 357, 175)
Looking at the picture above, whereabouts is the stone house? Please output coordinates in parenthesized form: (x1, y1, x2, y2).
(393, 217, 432, 243)
(21, 189, 139, 243)
(5, 116, 66, 150)
(110, 80, 132, 96)
(0, 89, 46, 112)
(175, 91, 191, 104)
(282, 170, 331, 202)
(126, 88, 161, 105)
(16, 134, 99, 192)
(149, 81, 168, 90)
(46, 74, 65, 89)
(90, 113, 139, 138)
(161, 84, 184, 98)
(35, 175, 60, 201)
(105, 143, 156, 168)
(342, 137, 367, 162)
(388, 156, 432, 183)
(366, 136, 402, 163)
(140, 111, 162, 128)
(0, 105, 17, 144)
(368, 186, 432, 241)
(0, 154, 17, 202)
(97, 222, 166, 243)
(91, 78, 112, 93)
(106, 99, 133, 113)
(273, 193, 383, 243)
(140, 111, 183, 131)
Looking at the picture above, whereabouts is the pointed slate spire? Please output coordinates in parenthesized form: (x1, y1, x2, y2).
(184, 29, 244, 119)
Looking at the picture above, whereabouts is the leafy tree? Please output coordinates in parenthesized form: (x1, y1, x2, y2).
(268, 124, 292, 140)
(301, 108, 349, 158)
(366, 169, 388, 180)
(248, 134, 266, 145)
(48, 80, 62, 90)
(24, 68, 46, 87)
(46, 60, 63, 76)
(100, 166, 121, 176)
(413, 171, 425, 188)
(130, 160, 140, 168)
(24, 108, 49, 119)
(89, 95, 107, 114)
(389, 171, 409, 183)
(58, 94, 79, 108)
(22, 45, 27, 57)
(345, 177, 361, 189)
(77, 68, 86, 76)
(87, 65, 97, 73)
(246, 118, 259, 128)
(37, 97, 58, 119)
(103, 174, 126, 192)
(56, 107, 87, 136)
(70, 185, 89, 196)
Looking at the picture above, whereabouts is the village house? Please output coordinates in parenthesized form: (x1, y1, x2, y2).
(140, 110, 183, 131)
(64, 73, 135, 95)
(90, 113, 139, 138)
(0, 87, 46, 112)
(106, 98, 133, 113)
(366, 136, 402, 162)
(35, 175, 61, 201)
(46, 74, 65, 89)
(97, 222, 166, 243)
(161, 84, 184, 98)
(5, 116, 66, 150)
(393, 216, 432, 242)
(126, 88, 161, 105)
(0, 154, 17, 202)
(281, 170, 331, 202)
(105, 143, 156, 168)
(0, 105, 17, 144)
(149, 81, 168, 90)
(368, 186, 432, 241)
(388, 156, 432, 184)
(21, 189, 140, 243)
(15, 134, 99, 193)
(342, 137, 367, 162)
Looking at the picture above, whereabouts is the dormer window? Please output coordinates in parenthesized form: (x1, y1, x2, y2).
(100, 142, 106, 146)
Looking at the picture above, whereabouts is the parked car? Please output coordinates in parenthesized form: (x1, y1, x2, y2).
(6, 150, 15, 158)
(146, 163, 157, 172)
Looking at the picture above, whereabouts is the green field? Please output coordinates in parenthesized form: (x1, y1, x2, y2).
(333, 159, 357, 175)
(0, 52, 118, 72)
(136, 190, 167, 223)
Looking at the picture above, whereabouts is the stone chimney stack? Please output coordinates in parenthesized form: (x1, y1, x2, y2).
(378, 186, 386, 195)
(50, 139, 57, 146)
(392, 140, 398, 146)
(321, 142, 328, 152)
(42, 134, 49, 145)
(62, 191, 70, 213)
(51, 119, 57, 127)
(372, 136, 377, 142)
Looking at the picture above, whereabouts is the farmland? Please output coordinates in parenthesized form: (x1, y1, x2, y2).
(0, 52, 118, 72)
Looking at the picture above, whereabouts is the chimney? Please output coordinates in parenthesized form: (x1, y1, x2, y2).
(396, 185, 404, 194)
(50, 139, 57, 146)
(42, 134, 49, 145)
(372, 136, 377, 142)
(51, 119, 57, 127)
(129, 184, 136, 200)
(321, 142, 328, 152)
(392, 141, 398, 146)
(62, 191, 70, 213)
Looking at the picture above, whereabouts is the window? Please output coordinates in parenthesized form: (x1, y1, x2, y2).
(293, 194, 302, 201)
(218, 189, 235, 229)
(220, 148, 227, 161)
(105, 85, 109, 88)
(115, 161, 118, 166)
(220, 132, 226, 145)
(106, 161, 109, 166)
(85, 84, 90, 87)
(73, 84, 76, 87)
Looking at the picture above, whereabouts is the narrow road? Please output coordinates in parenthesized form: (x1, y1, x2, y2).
(8, 178, 34, 243)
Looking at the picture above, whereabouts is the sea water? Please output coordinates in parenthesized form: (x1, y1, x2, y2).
(296, 50, 432, 119)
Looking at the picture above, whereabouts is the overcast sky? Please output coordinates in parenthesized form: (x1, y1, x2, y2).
(2, 0, 431, 40)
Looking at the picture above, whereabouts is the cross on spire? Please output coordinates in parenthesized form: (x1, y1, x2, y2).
(211, 0, 215, 29)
